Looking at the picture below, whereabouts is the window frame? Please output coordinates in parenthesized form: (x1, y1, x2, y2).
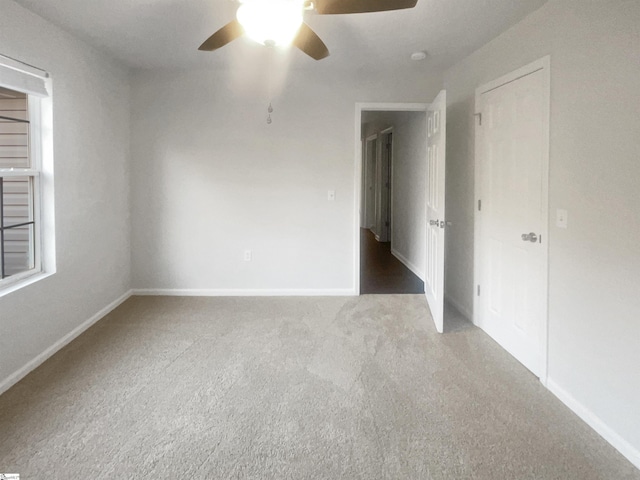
(0, 59, 54, 297)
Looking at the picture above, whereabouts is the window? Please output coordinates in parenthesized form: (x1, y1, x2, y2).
(0, 88, 35, 281)
(0, 56, 53, 294)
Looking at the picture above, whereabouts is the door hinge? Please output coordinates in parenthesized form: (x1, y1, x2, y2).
(478, 199, 482, 211)
(477, 285, 481, 296)
(474, 112, 482, 126)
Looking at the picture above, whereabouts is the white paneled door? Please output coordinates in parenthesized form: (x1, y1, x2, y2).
(475, 59, 550, 378)
(364, 136, 377, 230)
(425, 90, 447, 333)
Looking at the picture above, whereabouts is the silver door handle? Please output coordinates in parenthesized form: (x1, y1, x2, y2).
(521, 232, 538, 243)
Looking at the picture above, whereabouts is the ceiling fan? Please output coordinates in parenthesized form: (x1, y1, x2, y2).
(199, 0, 419, 60)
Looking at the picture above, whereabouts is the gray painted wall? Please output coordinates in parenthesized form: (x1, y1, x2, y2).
(130, 69, 442, 292)
(0, 1, 131, 386)
(389, 112, 427, 278)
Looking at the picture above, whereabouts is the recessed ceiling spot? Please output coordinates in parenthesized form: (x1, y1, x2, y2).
(411, 51, 427, 61)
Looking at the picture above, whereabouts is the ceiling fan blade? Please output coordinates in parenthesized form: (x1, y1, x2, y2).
(198, 19, 245, 51)
(315, 0, 417, 15)
(293, 23, 330, 60)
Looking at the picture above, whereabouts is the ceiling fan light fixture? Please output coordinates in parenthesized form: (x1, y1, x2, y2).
(199, 0, 418, 60)
(237, 0, 304, 47)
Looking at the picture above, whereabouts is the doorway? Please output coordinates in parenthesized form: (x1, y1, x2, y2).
(474, 57, 551, 379)
(355, 97, 448, 333)
(356, 105, 428, 297)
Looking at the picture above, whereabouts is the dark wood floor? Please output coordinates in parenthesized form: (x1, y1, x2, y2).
(360, 228, 425, 294)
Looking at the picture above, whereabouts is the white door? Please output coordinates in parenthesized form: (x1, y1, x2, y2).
(364, 136, 377, 230)
(425, 90, 447, 333)
(475, 59, 550, 378)
(377, 132, 392, 242)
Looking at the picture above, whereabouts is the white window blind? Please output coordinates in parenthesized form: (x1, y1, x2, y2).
(0, 54, 49, 98)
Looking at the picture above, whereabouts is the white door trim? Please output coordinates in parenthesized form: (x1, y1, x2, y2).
(473, 56, 551, 383)
(354, 102, 429, 295)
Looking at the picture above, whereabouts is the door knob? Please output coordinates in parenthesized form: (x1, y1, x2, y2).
(521, 232, 538, 243)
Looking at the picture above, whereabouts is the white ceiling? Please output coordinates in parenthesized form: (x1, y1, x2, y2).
(12, 0, 548, 71)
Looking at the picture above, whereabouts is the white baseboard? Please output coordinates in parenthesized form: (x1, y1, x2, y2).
(391, 248, 425, 281)
(546, 378, 640, 471)
(132, 288, 357, 297)
(0, 289, 133, 396)
(444, 295, 473, 321)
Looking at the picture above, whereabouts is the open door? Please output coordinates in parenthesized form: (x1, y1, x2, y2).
(377, 131, 392, 242)
(425, 90, 446, 333)
(363, 135, 377, 230)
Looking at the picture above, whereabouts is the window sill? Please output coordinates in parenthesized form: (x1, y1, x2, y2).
(0, 271, 54, 298)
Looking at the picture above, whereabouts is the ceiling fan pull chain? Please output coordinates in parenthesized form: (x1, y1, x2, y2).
(267, 102, 274, 124)
(266, 49, 274, 124)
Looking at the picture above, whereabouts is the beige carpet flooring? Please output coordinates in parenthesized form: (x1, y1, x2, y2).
(1, 295, 638, 479)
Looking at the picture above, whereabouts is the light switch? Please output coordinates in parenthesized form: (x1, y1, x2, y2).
(556, 209, 568, 229)
(328, 190, 336, 201)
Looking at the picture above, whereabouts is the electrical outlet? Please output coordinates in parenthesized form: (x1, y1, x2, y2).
(244, 250, 252, 261)
(556, 209, 568, 228)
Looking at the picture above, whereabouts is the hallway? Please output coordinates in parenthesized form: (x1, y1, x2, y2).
(360, 228, 424, 294)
